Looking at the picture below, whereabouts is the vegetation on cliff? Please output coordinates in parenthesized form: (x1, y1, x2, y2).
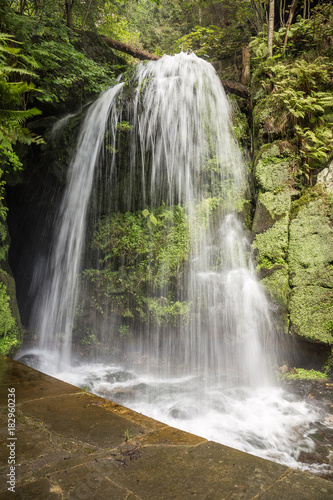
(0, 0, 332, 364)
(251, 3, 333, 373)
(79, 205, 191, 335)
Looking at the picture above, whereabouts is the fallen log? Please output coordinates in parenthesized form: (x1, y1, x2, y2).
(220, 79, 251, 98)
(101, 36, 160, 61)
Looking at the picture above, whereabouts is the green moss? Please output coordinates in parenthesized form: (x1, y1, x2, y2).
(255, 157, 291, 192)
(253, 189, 291, 233)
(261, 190, 291, 218)
(261, 266, 290, 307)
(289, 286, 333, 344)
(228, 94, 251, 151)
(288, 199, 333, 288)
(253, 100, 276, 149)
(253, 217, 289, 271)
(282, 368, 328, 380)
(290, 184, 329, 219)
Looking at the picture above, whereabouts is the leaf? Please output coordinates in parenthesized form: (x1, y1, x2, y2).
(149, 214, 157, 226)
(142, 209, 150, 218)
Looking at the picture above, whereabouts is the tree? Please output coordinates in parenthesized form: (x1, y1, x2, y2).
(268, 0, 275, 56)
(283, 0, 299, 54)
(65, 0, 75, 29)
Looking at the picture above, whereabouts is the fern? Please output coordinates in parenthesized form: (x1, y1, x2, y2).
(0, 32, 44, 170)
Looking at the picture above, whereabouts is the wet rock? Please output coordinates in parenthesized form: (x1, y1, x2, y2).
(317, 162, 333, 193)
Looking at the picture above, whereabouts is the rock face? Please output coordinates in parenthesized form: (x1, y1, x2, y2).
(317, 162, 333, 194)
(252, 141, 295, 330)
(289, 196, 333, 345)
(252, 140, 333, 367)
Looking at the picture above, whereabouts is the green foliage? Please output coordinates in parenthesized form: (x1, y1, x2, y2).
(1, 9, 119, 107)
(175, 22, 248, 62)
(281, 6, 333, 60)
(122, 0, 190, 56)
(82, 205, 191, 326)
(34, 40, 116, 104)
(251, 4, 333, 63)
(0, 282, 20, 355)
(123, 428, 132, 442)
(0, 33, 43, 170)
(146, 295, 192, 327)
(251, 6, 333, 185)
(295, 125, 333, 181)
(118, 324, 131, 336)
(282, 368, 328, 380)
(0, 178, 9, 263)
(80, 330, 100, 346)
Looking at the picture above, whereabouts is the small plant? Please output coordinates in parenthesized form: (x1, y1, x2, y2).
(80, 330, 99, 346)
(77, 385, 91, 395)
(123, 429, 132, 443)
(142, 208, 158, 231)
(118, 325, 131, 336)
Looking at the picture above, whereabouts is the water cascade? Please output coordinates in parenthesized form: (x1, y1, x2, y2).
(31, 84, 124, 369)
(22, 53, 331, 476)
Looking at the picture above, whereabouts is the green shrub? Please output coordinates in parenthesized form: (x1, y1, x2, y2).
(0, 282, 20, 355)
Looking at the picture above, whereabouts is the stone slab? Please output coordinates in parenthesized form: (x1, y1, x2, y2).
(1, 358, 333, 499)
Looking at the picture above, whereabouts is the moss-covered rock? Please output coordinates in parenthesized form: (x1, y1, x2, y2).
(261, 266, 290, 306)
(289, 286, 333, 345)
(317, 161, 333, 194)
(252, 212, 290, 312)
(253, 216, 289, 270)
(251, 143, 294, 311)
(252, 99, 276, 149)
(252, 189, 291, 234)
(255, 157, 292, 192)
(289, 199, 333, 288)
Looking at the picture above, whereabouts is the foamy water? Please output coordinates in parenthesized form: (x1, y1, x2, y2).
(17, 350, 332, 478)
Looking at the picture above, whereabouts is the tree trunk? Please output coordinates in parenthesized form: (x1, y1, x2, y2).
(101, 36, 160, 61)
(241, 45, 251, 86)
(65, 0, 75, 29)
(82, 0, 93, 31)
(268, 0, 275, 57)
(20, 0, 26, 14)
(283, 0, 299, 54)
(220, 79, 251, 98)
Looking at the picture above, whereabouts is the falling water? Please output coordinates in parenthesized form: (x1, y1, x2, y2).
(31, 83, 124, 370)
(23, 53, 332, 476)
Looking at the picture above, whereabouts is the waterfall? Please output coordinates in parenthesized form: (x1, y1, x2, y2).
(124, 54, 274, 386)
(31, 83, 124, 370)
(33, 52, 273, 382)
(24, 53, 331, 476)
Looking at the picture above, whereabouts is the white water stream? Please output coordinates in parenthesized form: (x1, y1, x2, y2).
(22, 53, 332, 477)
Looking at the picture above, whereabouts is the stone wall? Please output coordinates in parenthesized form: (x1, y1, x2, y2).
(252, 138, 333, 368)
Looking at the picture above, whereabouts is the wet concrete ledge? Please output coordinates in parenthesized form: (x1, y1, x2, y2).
(0, 357, 332, 500)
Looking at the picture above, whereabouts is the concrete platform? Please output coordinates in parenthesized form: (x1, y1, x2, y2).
(0, 357, 332, 499)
